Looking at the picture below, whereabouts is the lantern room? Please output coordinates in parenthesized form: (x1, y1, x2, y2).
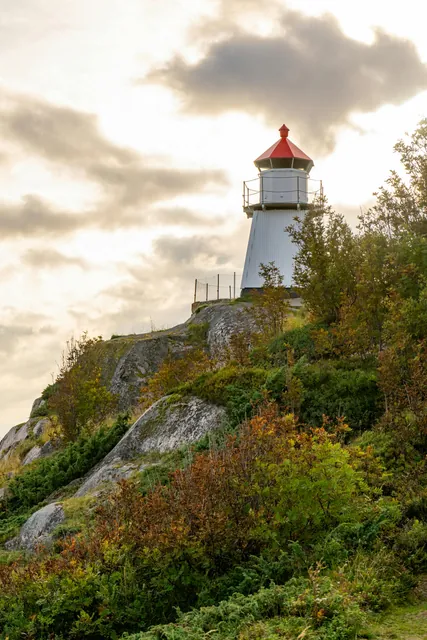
(243, 125, 319, 216)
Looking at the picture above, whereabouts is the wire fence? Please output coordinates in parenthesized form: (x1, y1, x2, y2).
(194, 273, 242, 303)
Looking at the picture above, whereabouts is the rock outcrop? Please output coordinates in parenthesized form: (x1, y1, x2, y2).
(104, 302, 253, 411)
(76, 396, 226, 496)
(0, 422, 29, 458)
(5, 503, 65, 551)
(30, 397, 47, 418)
(0, 302, 251, 465)
(194, 302, 254, 355)
(0, 416, 53, 471)
(108, 336, 181, 411)
(22, 440, 56, 466)
(1, 300, 251, 550)
(7, 396, 227, 546)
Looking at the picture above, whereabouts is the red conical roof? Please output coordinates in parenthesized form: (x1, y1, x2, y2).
(254, 125, 313, 172)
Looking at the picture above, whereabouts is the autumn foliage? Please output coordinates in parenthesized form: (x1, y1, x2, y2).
(0, 406, 380, 638)
(48, 333, 117, 441)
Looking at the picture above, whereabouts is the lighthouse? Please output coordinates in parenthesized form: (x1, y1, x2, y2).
(241, 125, 318, 293)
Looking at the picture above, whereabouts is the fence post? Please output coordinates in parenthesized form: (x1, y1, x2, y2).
(194, 279, 197, 303)
(206, 283, 208, 301)
(229, 285, 232, 299)
(233, 272, 236, 299)
(217, 274, 220, 300)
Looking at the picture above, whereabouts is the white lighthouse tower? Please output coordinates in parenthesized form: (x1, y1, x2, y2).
(241, 124, 317, 293)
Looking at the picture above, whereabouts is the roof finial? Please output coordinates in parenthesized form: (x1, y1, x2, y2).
(279, 124, 289, 138)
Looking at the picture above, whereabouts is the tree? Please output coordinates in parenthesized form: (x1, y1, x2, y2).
(287, 197, 358, 325)
(248, 262, 290, 342)
(360, 119, 427, 238)
(48, 333, 117, 441)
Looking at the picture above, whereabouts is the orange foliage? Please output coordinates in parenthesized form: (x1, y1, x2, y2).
(0, 405, 379, 602)
(140, 348, 215, 409)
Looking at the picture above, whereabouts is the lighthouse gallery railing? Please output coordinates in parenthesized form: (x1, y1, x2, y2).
(243, 175, 323, 211)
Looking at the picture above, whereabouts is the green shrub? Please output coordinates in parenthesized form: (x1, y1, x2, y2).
(295, 362, 381, 431)
(188, 366, 267, 426)
(48, 333, 118, 441)
(0, 511, 33, 545)
(263, 362, 381, 431)
(30, 405, 49, 418)
(4, 414, 130, 513)
(393, 519, 427, 573)
(123, 576, 366, 640)
(268, 324, 318, 363)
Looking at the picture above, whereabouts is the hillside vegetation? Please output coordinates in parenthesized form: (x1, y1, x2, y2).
(2, 122, 427, 638)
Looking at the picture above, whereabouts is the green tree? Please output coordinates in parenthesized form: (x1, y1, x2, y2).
(48, 332, 117, 441)
(249, 262, 290, 341)
(287, 198, 358, 325)
(360, 119, 427, 238)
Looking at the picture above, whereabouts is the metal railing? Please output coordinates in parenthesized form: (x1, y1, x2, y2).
(194, 273, 242, 303)
(243, 175, 323, 211)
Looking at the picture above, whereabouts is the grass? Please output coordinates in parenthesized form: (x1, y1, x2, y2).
(368, 603, 427, 639)
(0, 439, 36, 483)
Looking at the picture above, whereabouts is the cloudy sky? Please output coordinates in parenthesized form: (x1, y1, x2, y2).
(1, 0, 426, 435)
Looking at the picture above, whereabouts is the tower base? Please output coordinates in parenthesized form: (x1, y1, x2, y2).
(241, 209, 302, 289)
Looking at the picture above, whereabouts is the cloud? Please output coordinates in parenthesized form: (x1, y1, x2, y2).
(153, 235, 234, 267)
(21, 247, 88, 269)
(90, 222, 248, 335)
(0, 311, 54, 355)
(0, 90, 228, 236)
(146, 10, 427, 153)
(0, 195, 86, 238)
(0, 192, 225, 239)
(149, 207, 225, 227)
(0, 194, 224, 239)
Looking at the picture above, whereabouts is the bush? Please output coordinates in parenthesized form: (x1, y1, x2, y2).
(268, 324, 318, 363)
(124, 574, 366, 640)
(48, 333, 117, 441)
(141, 348, 213, 409)
(188, 366, 268, 426)
(0, 411, 377, 638)
(393, 519, 427, 573)
(0, 511, 33, 545)
(4, 414, 130, 512)
(295, 363, 381, 432)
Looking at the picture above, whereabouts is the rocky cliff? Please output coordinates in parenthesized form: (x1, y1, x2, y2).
(0, 301, 253, 550)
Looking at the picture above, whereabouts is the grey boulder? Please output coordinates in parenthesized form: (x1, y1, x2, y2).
(0, 421, 29, 458)
(76, 395, 226, 497)
(32, 418, 50, 438)
(22, 440, 56, 466)
(5, 503, 65, 551)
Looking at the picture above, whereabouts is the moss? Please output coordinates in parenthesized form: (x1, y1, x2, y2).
(61, 495, 95, 521)
(137, 449, 189, 495)
(194, 303, 209, 314)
